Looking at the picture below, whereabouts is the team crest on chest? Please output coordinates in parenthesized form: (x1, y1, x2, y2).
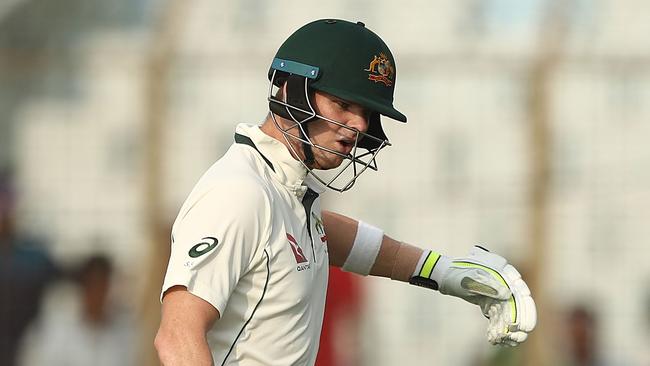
(311, 213, 327, 243)
(364, 53, 394, 87)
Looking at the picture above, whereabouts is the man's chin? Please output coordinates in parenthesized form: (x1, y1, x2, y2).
(312, 158, 344, 171)
(313, 164, 339, 171)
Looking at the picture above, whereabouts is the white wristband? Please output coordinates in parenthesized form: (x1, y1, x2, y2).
(341, 221, 384, 276)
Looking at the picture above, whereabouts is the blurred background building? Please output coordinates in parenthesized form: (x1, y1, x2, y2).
(1, 0, 649, 365)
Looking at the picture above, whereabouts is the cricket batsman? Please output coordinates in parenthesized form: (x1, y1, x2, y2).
(155, 18, 537, 366)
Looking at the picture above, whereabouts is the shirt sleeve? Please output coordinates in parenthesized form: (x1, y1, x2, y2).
(160, 177, 272, 314)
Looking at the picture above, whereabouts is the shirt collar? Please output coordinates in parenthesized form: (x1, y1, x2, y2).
(235, 123, 324, 197)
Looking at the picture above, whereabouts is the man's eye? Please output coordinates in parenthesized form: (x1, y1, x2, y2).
(336, 101, 349, 110)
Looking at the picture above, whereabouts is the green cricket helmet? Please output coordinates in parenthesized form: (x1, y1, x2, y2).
(267, 19, 406, 191)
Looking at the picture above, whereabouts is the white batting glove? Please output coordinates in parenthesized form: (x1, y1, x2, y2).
(410, 246, 537, 346)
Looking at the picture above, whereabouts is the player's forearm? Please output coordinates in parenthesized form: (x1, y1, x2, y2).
(322, 210, 423, 281)
(155, 327, 214, 366)
(156, 287, 219, 366)
(370, 236, 423, 281)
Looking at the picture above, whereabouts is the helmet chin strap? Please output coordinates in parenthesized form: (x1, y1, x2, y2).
(300, 125, 315, 167)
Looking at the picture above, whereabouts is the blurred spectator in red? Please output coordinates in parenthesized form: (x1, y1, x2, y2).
(19, 253, 135, 366)
(0, 168, 57, 366)
(316, 266, 363, 366)
(564, 305, 602, 366)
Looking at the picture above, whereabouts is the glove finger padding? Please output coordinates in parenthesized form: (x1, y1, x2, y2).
(501, 264, 537, 332)
(487, 302, 513, 345)
(506, 331, 528, 343)
(487, 302, 530, 346)
(487, 261, 537, 346)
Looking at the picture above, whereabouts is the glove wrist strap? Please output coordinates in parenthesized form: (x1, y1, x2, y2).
(409, 250, 451, 290)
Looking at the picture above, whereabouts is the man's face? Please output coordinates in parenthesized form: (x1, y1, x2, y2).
(297, 91, 370, 170)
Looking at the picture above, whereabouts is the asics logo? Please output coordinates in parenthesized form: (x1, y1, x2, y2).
(188, 237, 219, 258)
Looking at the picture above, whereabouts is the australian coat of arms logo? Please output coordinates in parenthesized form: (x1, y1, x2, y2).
(364, 53, 394, 87)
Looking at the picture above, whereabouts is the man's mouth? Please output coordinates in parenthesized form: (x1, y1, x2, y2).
(337, 138, 355, 154)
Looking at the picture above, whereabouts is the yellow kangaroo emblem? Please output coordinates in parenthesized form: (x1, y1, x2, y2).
(364, 53, 394, 86)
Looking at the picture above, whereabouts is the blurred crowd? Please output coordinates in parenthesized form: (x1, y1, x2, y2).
(0, 169, 135, 366)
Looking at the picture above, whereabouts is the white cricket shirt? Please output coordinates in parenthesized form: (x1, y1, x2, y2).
(161, 123, 330, 366)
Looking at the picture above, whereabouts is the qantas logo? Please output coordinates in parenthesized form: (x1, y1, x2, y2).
(286, 233, 308, 264)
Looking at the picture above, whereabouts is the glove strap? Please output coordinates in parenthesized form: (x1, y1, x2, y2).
(409, 250, 448, 290)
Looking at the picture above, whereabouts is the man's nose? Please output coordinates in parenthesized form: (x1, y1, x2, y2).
(348, 113, 369, 134)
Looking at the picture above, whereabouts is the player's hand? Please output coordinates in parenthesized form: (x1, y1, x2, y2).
(434, 246, 537, 346)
